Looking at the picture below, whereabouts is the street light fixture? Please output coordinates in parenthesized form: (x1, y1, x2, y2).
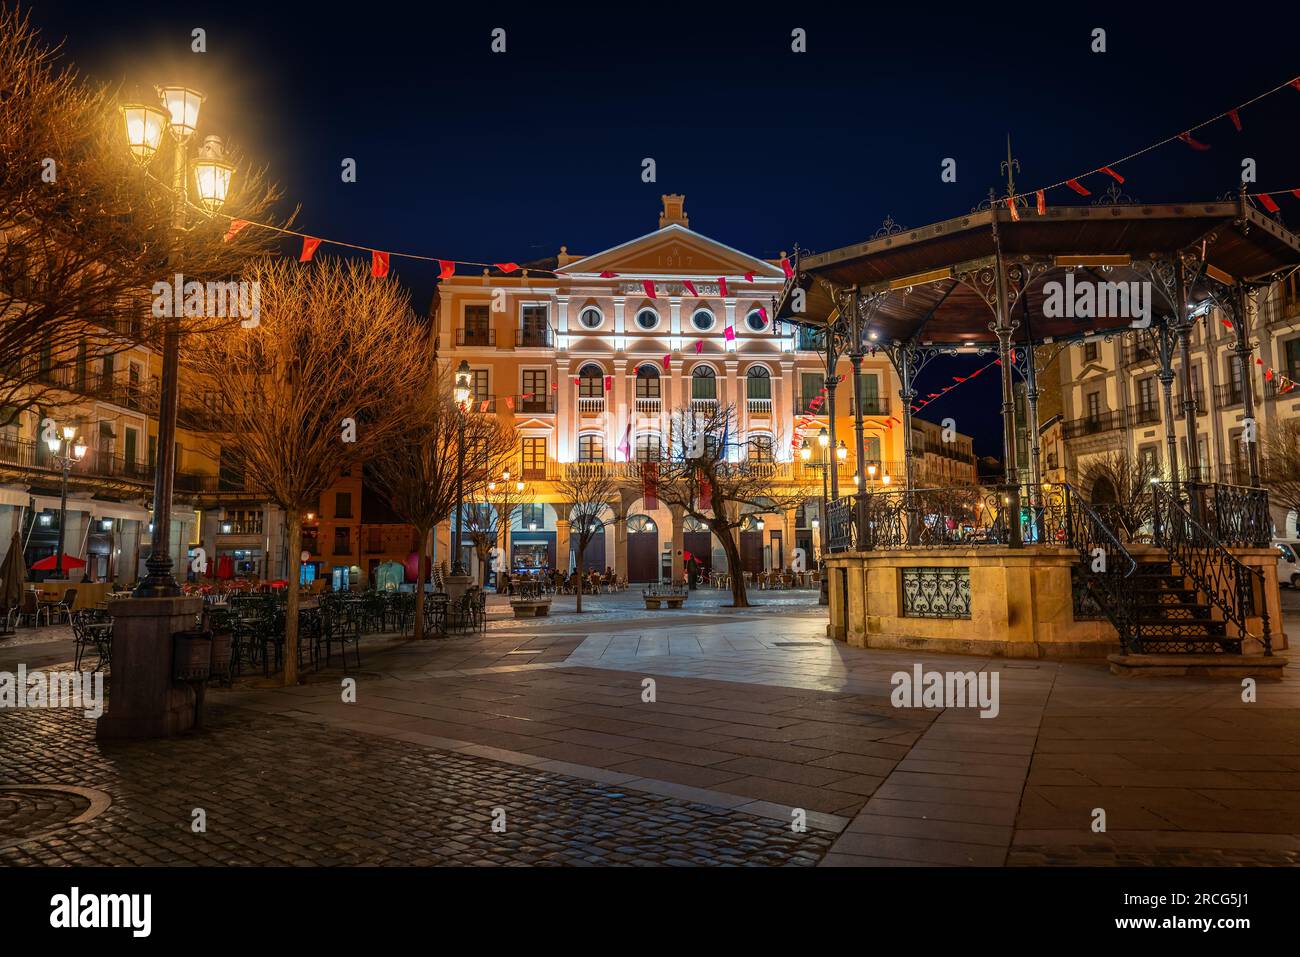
(451, 360, 472, 576)
(122, 83, 235, 598)
(46, 422, 88, 579)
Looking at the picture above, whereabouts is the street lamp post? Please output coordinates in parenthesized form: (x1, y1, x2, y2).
(452, 361, 472, 576)
(46, 424, 87, 578)
(121, 87, 235, 598)
(802, 432, 832, 605)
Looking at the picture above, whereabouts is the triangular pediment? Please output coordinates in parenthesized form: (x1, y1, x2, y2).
(559, 224, 784, 279)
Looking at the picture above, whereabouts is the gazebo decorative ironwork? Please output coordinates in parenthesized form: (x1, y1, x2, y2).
(776, 195, 1300, 656)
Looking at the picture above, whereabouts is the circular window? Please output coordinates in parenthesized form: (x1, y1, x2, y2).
(578, 308, 602, 330)
(745, 309, 768, 332)
(636, 309, 660, 331)
(691, 309, 715, 332)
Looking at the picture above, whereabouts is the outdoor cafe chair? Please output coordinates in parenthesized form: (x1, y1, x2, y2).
(322, 601, 362, 671)
(52, 588, 77, 624)
(19, 590, 49, 627)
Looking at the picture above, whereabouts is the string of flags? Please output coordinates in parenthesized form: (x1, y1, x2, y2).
(910, 355, 1007, 414)
(1001, 75, 1300, 219)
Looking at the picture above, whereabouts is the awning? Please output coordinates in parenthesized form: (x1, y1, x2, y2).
(30, 494, 99, 514)
(89, 501, 153, 522)
(0, 487, 30, 508)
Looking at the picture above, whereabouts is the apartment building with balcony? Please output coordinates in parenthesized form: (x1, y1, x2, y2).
(1053, 274, 1300, 535)
(437, 195, 977, 583)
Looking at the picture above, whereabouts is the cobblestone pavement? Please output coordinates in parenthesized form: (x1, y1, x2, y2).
(0, 707, 831, 866)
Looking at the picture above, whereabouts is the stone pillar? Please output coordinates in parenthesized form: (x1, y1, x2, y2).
(613, 494, 630, 581)
(555, 516, 571, 573)
(97, 595, 204, 739)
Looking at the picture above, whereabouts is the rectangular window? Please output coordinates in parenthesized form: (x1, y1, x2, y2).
(521, 437, 546, 478)
(1286, 339, 1300, 382)
(636, 370, 660, 398)
(578, 433, 604, 462)
(520, 504, 544, 528)
(691, 372, 716, 400)
(635, 433, 662, 462)
(519, 305, 550, 347)
(1086, 391, 1101, 420)
(471, 369, 490, 402)
(746, 372, 771, 399)
(521, 369, 547, 407)
(1084, 341, 1098, 362)
(335, 492, 352, 519)
(1137, 377, 1156, 410)
(856, 373, 881, 414)
(1139, 444, 1159, 473)
(333, 526, 350, 555)
(579, 369, 604, 398)
(800, 372, 822, 412)
(749, 434, 773, 462)
(463, 304, 491, 345)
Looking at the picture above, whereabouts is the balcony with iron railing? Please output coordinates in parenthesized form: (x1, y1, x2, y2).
(850, 395, 891, 417)
(515, 326, 552, 348)
(457, 326, 496, 347)
(1264, 376, 1299, 401)
(793, 393, 829, 416)
(1217, 460, 1254, 486)
(1213, 382, 1244, 408)
(217, 519, 264, 536)
(1062, 410, 1126, 439)
(1122, 341, 1158, 366)
(0, 436, 152, 485)
(32, 365, 152, 412)
(689, 394, 719, 412)
(1131, 403, 1161, 426)
(517, 393, 555, 414)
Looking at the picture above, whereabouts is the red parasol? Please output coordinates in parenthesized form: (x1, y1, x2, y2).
(215, 554, 234, 580)
(30, 554, 87, 572)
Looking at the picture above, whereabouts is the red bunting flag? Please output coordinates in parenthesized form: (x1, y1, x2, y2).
(1066, 179, 1090, 196)
(662, 354, 671, 370)
(695, 340, 703, 354)
(1256, 358, 1264, 365)
(505, 395, 514, 410)
(643, 280, 657, 300)
(927, 393, 941, 399)
(603, 375, 613, 392)
(1007, 197, 1020, 222)
(1228, 109, 1243, 132)
(1100, 166, 1125, 183)
(1036, 190, 1046, 215)
(781, 257, 794, 278)
(1257, 193, 1282, 214)
(599, 270, 619, 278)
(438, 260, 455, 280)
(718, 277, 728, 298)
(299, 237, 321, 262)
(884, 420, 893, 429)
(1178, 132, 1211, 151)
(724, 325, 736, 341)
(223, 219, 250, 242)
(1264, 367, 1274, 381)
(371, 251, 390, 278)
(683, 280, 699, 297)
(698, 476, 712, 512)
(1290, 79, 1300, 92)
(550, 383, 558, 391)
(479, 400, 489, 413)
(496, 262, 520, 273)
(953, 375, 966, 382)
(759, 306, 769, 324)
(744, 272, 754, 283)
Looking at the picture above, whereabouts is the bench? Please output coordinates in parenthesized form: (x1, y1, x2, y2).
(642, 587, 688, 610)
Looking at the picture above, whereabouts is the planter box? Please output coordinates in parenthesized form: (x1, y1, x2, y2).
(510, 599, 551, 619)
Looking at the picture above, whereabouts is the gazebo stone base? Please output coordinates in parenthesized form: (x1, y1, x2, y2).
(1108, 654, 1287, 679)
(851, 630, 1117, 660)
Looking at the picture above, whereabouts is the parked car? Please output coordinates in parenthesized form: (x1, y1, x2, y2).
(1274, 540, 1300, 587)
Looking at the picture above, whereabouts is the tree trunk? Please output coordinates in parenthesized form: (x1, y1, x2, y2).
(575, 545, 584, 613)
(283, 509, 302, 685)
(717, 526, 749, 607)
(412, 526, 428, 641)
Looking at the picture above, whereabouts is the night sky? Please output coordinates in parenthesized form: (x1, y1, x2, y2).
(27, 1, 1300, 455)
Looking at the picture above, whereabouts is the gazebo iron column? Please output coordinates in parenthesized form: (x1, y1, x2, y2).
(1153, 314, 1182, 489)
(1174, 258, 1206, 520)
(1019, 288, 1044, 540)
(990, 234, 1023, 547)
(1232, 284, 1261, 488)
(820, 311, 842, 501)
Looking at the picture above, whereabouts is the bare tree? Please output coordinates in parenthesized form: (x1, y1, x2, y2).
(0, 3, 286, 425)
(463, 473, 528, 591)
(185, 258, 427, 684)
(1081, 449, 1157, 542)
(651, 403, 808, 607)
(368, 372, 514, 637)
(554, 466, 619, 612)
(1261, 419, 1300, 524)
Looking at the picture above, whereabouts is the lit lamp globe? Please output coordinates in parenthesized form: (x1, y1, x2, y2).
(799, 439, 812, 462)
(818, 427, 829, 449)
(193, 137, 235, 211)
(836, 440, 848, 462)
(120, 102, 168, 164)
(158, 85, 205, 139)
(454, 361, 472, 405)
(73, 441, 87, 460)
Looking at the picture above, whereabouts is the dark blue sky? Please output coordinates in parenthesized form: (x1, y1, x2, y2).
(30, 1, 1300, 454)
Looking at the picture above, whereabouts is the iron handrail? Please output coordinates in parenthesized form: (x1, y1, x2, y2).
(1064, 483, 1140, 653)
(1153, 483, 1271, 655)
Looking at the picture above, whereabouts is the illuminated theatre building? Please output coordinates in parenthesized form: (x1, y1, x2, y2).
(435, 195, 976, 584)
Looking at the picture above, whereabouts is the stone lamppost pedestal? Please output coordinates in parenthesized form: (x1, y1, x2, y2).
(97, 595, 203, 740)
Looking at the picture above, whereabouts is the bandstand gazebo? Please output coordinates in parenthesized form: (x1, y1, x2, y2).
(776, 197, 1300, 672)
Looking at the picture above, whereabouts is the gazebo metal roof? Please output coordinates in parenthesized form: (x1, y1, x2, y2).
(777, 199, 1300, 346)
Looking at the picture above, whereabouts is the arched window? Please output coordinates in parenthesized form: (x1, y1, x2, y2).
(691, 365, 716, 399)
(635, 308, 660, 331)
(578, 363, 604, 398)
(746, 308, 769, 332)
(749, 433, 774, 462)
(635, 364, 661, 398)
(578, 307, 603, 330)
(683, 516, 708, 533)
(578, 433, 604, 462)
(746, 365, 771, 399)
(627, 514, 657, 533)
(691, 309, 716, 332)
(635, 433, 663, 462)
